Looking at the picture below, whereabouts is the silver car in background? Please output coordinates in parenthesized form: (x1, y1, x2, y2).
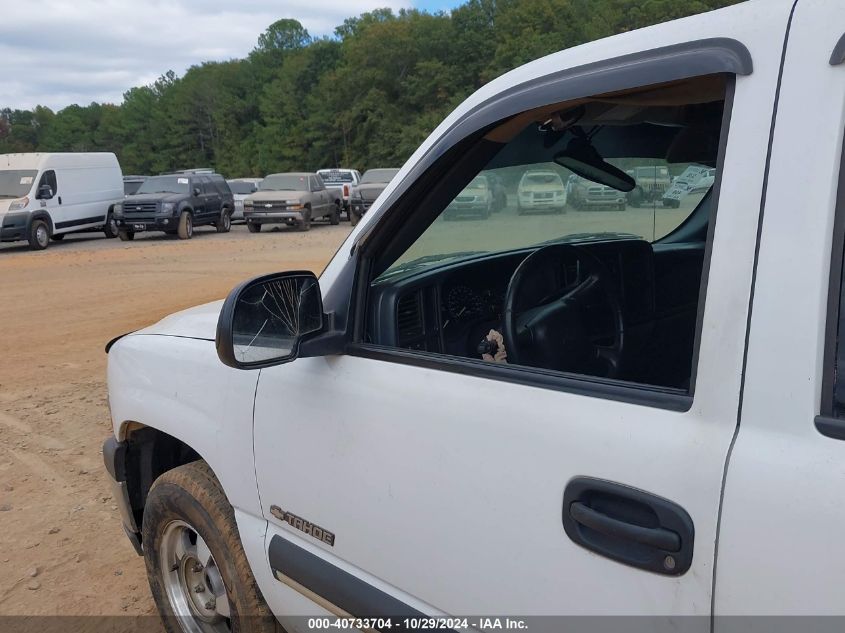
(227, 178, 262, 222)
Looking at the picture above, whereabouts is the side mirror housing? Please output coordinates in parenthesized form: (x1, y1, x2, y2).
(36, 184, 53, 199)
(193, 187, 201, 197)
(216, 272, 324, 369)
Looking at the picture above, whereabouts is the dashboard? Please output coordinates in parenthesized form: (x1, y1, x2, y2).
(368, 239, 657, 361)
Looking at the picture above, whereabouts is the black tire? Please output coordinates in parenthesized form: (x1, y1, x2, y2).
(51, 234, 65, 241)
(349, 210, 360, 226)
(28, 219, 50, 250)
(118, 230, 135, 241)
(216, 209, 232, 233)
(517, 203, 525, 216)
(177, 211, 193, 240)
(298, 207, 311, 232)
(329, 203, 340, 226)
(104, 212, 119, 238)
(628, 186, 644, 208)
(247, 222, 261, 233)
(142, 461, 278, 633)
(618, 203, 627, 212)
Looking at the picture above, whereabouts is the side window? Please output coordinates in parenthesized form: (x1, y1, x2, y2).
(311, 176, 323, 191)
(198, 177, 211, 194)
(365, 74, 730, 398)
(39, 170, 58, 196)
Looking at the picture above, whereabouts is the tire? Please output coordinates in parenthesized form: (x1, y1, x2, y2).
(297, 208, 311, 232)
(51, 234, 65, 241)
(215, 209, 232, 233)
(142, 461, 278, 633)
(118, 230, 135, 241)
(349, 210, 360, 226)
(329, 203, 340, 226)
(517, 203, 525, 216)
(618, 203, 627, 212)
(247, 223, 261, 233)
(28, 219, 50, 250)
(628, 187, 644, 208)
(104, 212, 119, 238)
(178, 211, 193, 240)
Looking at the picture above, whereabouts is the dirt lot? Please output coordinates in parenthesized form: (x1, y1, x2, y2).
(0, 223, 352, 617)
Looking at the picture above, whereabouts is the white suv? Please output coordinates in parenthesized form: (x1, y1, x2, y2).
(104, 1, 845, 630)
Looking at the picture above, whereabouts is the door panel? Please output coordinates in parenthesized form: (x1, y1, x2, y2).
(716, 0, 845, 618)
(252, 4, 792, 628)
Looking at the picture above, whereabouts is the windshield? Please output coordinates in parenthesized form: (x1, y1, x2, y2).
(318, 171, 354, 184)
(136, 176, 189, 195)
(522, 173, 562, 187)
(124, 180, 144, 195)
(228, 181, 259, 195)
(0, 170, 37, 198)
(260, 175, 309, 191)
(361, 169, 400, 185)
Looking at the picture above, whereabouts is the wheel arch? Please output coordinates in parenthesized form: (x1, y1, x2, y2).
(118, 422, 211, 542)
(28, 210, 54, 234)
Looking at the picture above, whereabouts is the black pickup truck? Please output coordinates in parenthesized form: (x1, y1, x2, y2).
(114, 173, 234, 240)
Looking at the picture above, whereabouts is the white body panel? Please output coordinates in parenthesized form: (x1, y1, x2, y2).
(0, 152, 122, 236)
(715, 0, 845, 617)
(106, 0, 845, 624)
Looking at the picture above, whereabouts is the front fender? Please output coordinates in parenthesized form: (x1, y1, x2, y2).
(107, 334, 262, 517)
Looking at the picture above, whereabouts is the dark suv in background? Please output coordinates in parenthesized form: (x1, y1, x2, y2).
(114, 172, 234, 240)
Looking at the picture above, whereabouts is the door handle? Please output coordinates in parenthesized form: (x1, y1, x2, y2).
(58, 196, 62, 205)
(569, 502, 680, 552)
(562, 477, 694, 576)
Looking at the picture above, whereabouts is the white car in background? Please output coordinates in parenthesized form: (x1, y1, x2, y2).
(317, 168, 361, 218)
(227, 178, 262, 222)
(517, 170, 567, 214)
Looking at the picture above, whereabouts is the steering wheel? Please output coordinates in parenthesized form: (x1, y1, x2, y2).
(502, 244, 624, 378)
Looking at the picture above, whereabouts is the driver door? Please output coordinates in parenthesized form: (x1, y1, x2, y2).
(250, 11, 790, 629)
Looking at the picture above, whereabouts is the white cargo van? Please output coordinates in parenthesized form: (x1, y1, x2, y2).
(0, 153, 123, 250)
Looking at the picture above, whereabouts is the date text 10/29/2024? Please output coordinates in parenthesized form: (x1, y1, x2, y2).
(307, 618, 529, 630)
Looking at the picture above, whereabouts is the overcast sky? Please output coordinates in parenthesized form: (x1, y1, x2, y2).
(1, 0, 458, 111)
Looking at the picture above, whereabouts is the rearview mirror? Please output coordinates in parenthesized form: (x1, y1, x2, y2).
(216, 272, 324, 369)
(554, 137, 635, 192)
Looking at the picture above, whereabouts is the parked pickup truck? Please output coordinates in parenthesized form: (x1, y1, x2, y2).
(348, 168, 400, 225)
(104, 1, 845, 630)
(243, 172, 340, 232)
(568, 175, 627, 211)
(317, 168, 361, 219)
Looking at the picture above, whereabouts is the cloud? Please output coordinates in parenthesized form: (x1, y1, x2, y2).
(0, 0, 413, 110)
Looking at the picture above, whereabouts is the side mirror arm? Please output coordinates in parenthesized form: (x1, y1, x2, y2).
(298, 312, 347, 358)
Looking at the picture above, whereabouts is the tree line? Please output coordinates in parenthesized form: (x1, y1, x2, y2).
(0, 0, 739, 178)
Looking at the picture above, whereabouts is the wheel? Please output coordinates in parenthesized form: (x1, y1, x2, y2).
(51, 234, 65, 241)
(247, 223, 261, 233)
(215, 209, 231, 233)
(118, 230, 135, 241)
(178, 211, 193, 240)
(297, 208, 311, 232)
(617, 202, 627, 211)
(142, 461, 277, 633)
(28, 219, 50, 250)
(628, 187, 644, 208)
(517, 204, 525, 216)
(104, 212, 119, 238)
(349, 210, 360, 226)
(329, 203, 340, 226)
